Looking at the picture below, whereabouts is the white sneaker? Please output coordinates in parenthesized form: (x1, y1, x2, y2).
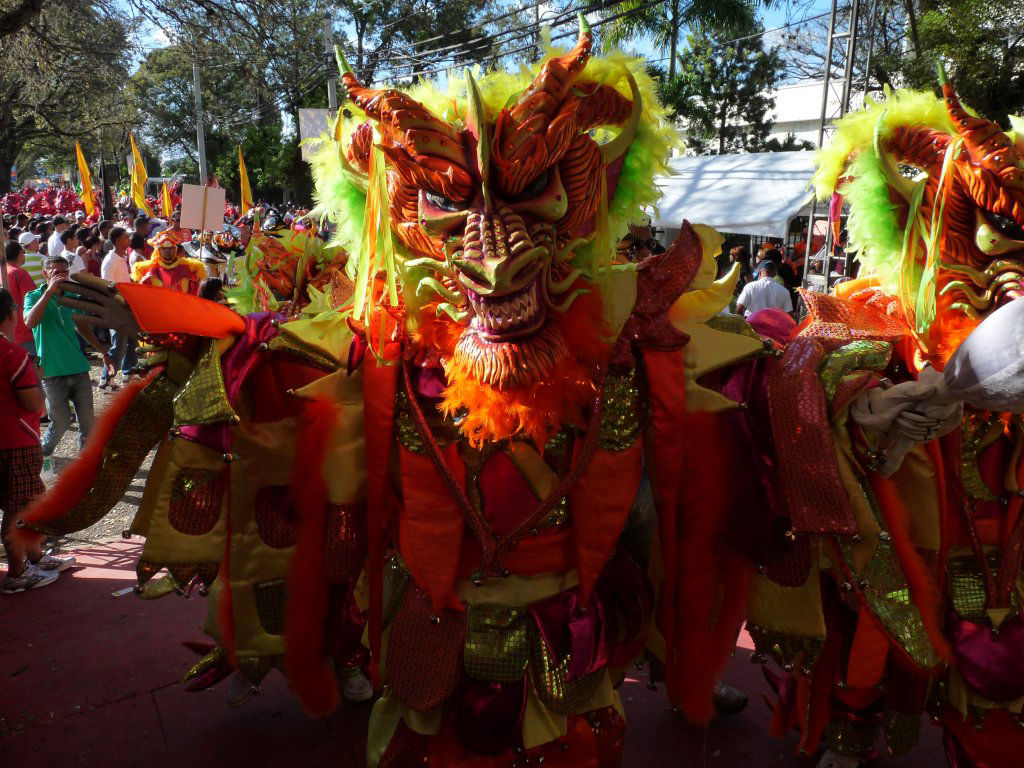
(34, 553, 77, 572)
(340, 671, 374, 703)
(3, 564, 60, 594)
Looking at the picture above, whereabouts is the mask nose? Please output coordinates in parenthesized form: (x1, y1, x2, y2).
(455, 208, 546, 296)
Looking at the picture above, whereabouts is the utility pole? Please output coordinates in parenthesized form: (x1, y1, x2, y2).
(193, 60, 209, 185)
(325, 15, 337, 111)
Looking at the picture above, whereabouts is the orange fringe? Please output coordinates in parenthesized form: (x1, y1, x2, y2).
(868, 473, 954, 663)
(13, 369, 161, 549)
(284, 395, 342, 715)
(415, 284, 609, 447)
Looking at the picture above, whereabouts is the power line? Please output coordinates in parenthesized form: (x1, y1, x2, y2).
(373, 3, 836, 83)
(402, 0, 567, 51)
(385, 0, 608, 67)
(371, 0, 661, 83)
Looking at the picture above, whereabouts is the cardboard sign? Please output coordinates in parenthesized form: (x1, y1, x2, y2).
(180, 183, 227, 232)
(298, 108, 332, 161)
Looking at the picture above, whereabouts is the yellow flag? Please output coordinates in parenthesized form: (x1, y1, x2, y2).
(129, 133, 154, 217)
(161, 181, 173, 219)
(74, 142, 95, 218)
(238, 144, 253, 214)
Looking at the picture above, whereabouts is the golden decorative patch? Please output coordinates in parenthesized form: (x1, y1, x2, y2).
(464, 604, 530, 682)
(172, 339, 237, 426)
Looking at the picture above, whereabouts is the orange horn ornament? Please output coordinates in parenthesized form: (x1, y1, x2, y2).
(337, 48, 473, 200)
(941, 68, 1024, 192)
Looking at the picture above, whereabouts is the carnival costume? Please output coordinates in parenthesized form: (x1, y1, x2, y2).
(750, 72, 1024, 768)
(133, 230, 206, 294)
(16, 21, 773, 766)
(228, 217, 350, 314)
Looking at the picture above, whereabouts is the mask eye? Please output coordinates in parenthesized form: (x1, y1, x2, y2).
(425, 191, 463, 213)
(986, 210, 1024, 241)
(508, 170, 549, 202)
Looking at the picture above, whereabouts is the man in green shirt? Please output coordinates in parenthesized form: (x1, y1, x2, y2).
(23, 255, 114, 456)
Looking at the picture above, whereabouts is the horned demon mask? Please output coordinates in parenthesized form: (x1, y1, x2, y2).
(309, 19, 675, 443)
(815, 69, 1024, 363)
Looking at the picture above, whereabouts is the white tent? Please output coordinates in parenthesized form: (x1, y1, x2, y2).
(652, 151, 816, 238)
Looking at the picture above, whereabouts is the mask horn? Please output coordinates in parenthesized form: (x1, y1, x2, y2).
(939, 62, 1024, 190)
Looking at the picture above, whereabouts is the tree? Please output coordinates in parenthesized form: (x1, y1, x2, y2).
(764, 132, 816, 152)
(0, 0, 43, 39)
(779, 0, 1024, 124)
(600, 0, 777, 78)
(660, 14, 784, 155)
(0, 0, 136, 192)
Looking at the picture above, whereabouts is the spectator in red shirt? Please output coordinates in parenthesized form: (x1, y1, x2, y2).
(4, 240, 38, 359)
(0, 288, 75, 593)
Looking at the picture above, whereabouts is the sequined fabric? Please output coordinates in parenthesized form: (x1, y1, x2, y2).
(591, 706, 627, 768)
(948, 553, 1009, 622)
(325, 502, 367, 584)
(31, 373, 177, 536)
(839, 485, 940, 668)
(253, 485, 297, 549)
(609, 221, 700, 366)
(799, 290, 906, 351)
(172, 339, 237, 426)
(768, 338, 858, 536)
(382, 554, 410, 627)
(707, 314, 763, 342)
(463, 604, 530, 682)
(394, 387, 460, 455)
(134, 559, 218, 590)
(236, 654, 280, 685)
(824, 718, 878, 757)
(762, 518, 812, 587)
(168, 468, 226, 536)
(960, 412, 1000, 501)
(528, 621, 605, 716)
(267, 332, 338, 372)
(253, 578, 287, 635)
(818, 341, 892, 403)
(884, 709, 921, 757)
(598, 368, 644, 452)
(747, 623, 825, 671)
(387, 583, 467, 712)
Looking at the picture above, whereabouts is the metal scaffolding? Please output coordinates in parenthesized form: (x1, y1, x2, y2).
(800, 0, 881, 292)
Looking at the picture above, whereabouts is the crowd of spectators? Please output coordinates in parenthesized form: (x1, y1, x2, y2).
(0, 207, 173, 594)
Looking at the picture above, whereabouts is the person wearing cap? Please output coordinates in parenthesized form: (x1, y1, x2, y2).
(17, 231, 45, 285)
(46, 215, 68, 260)
(735, 260, 794, 319)
(131, 230, 205, 294)
(74, 210, 86, 223)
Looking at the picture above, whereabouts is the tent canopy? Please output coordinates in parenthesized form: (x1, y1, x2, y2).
(652, 151, 816, 238)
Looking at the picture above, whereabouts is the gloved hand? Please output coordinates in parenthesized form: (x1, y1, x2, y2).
(850, 376, 938, 438)
(851, 366, 962, 476)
